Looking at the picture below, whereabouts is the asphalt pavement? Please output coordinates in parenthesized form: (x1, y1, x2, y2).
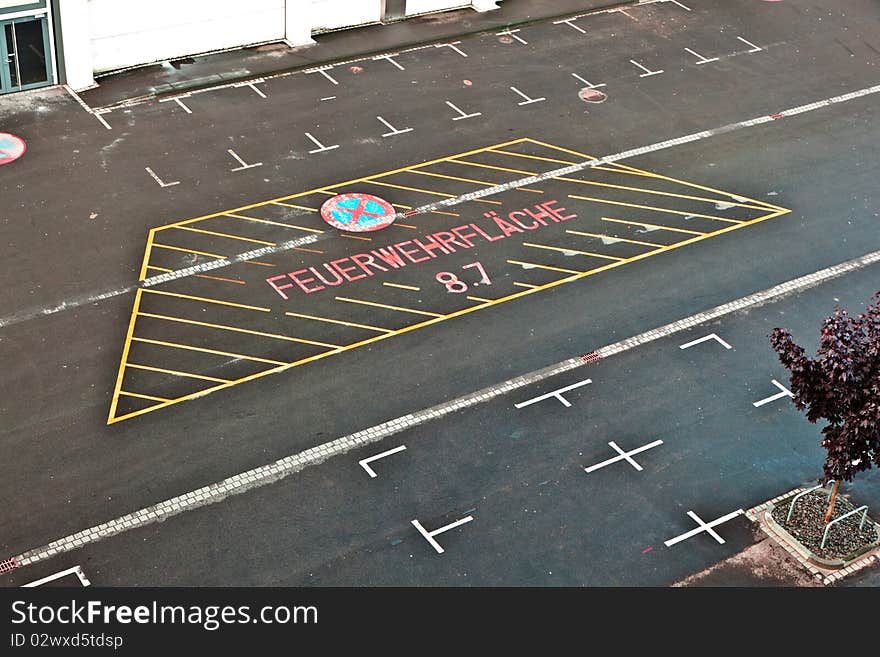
(1, 0, 879, 587)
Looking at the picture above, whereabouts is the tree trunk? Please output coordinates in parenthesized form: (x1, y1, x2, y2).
(824, 480, 841, 524)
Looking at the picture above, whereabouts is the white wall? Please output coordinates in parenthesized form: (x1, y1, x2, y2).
(58, 0, 95, 89)
(88, 0, 286, 73)
(310, 0, 381, 33)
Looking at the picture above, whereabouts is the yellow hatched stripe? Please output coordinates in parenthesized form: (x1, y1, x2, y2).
(119, 390, 172, 403)
(137, 311, 341, 348)
(466, 295, 494, 303)
(513, 281, 539, 289)
(176, 225, 275, 246)
(569, 194, 742, 224)
(272, 202, 319, 212)
(449, 158, 535, 176)
(491, 149, 579, 165)
(395, 223, 418, 229)
(565, 229, 664, 248)
(336, 297, 443, 317)
(522, 242, 623, 261)
(147, 265, 172, 273)
(285, 312, 392, 333)
(225, 213, 324, 233)
(141, 288, 271, 312)
(132, 337, 287, 365)
(383, 282, 420, 291)
(153, 243, 226, 259)
(555, 177, 770, 211)
(522, 138, 597, 160)
(365, 180, 456, 197)
(431, 210, 460, 217)
(341, 234, 372, 241)
(507, 260, 582, 274)
(602, 217, 704, 235)
(126, 362, 231, 383)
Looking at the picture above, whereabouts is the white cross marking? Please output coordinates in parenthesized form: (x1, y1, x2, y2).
(664, 509, 744, 547)
(585, 440, 664, 473)
(515, 378, 592, 409)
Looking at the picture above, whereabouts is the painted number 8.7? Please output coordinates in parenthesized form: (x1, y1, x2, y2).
(435, 262, 491, 293)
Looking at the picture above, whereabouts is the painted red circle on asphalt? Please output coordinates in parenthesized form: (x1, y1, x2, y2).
(320, 193, 396, 232)
(0, 133, 26, 166)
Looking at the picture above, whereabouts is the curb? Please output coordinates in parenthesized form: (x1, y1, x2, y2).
(745, 489, 880, 587)
(94, 0, 638, 110)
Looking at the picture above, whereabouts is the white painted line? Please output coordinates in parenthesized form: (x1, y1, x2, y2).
(684, 47, 719, 64)
(93, 112, 112, 130)
(737, 36, 762, 53)
(666, 0, 692, 11)
(359, 445, 407, 478)
(412, 516, 474, 554)
(446, 100, 482, 121)
(553, 18, 587, 33)
(497, 29, 528, 45)
(618, 8, 639, 21)
(585, 440, 664, 473)
(377, 115, 414, 137)
(22, 565, 90, 587)
(144, 166, 180, 188)
(320, 96, 337, 101)
(227, 149, 263, 171)
(572, 73, 606, 89)
(306, 66, 339, 85)
(3, 83, 880, 331)
(8, 247, 880, 566)
(752, 379, 794, 407)
(435, 42, 468, 57)
(679, 333, 732, 350)
(664, 509, 744, 547)
(510, 86, 546, 106)
(63, 84, 95, 114)
(305, 132, 340, 154)
(374, 54, 405, 70)
(630, 59, 664, 77)
(515, 378, 592, 409)
(173, 97, 193, 113)
(247, 83, 267, 98)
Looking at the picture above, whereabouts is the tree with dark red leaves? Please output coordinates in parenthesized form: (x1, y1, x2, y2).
(769, 292, 880, 523)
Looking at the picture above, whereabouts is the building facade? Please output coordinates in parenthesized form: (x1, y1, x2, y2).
(0, 0, 502, 94)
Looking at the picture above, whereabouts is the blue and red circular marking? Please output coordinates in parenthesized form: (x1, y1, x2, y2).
(0, 133, 26, 166)
(320, 193, 396, 232)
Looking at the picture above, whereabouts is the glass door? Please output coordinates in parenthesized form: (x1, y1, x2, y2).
(0, 16, 52, 94)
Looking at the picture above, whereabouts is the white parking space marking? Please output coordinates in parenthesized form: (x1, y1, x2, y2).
(666, 0, 692, 11)
(664, 509, 744, 547)
(320, 96, 336, 101)
(497, 29, 528, 45)
(359, 445, 407, 478)
(752, 379, 794, 407)
(8, 247, 880, 568)
(515, 378, 592, 409)
(227, 149, 263, 171)
(553, 18, 586, 34)
(412, 516, 474, 554)
(446, 100, 482, 121)
(305, 132, 340, 154)
(737, 36, 763, 53)
(679, 333, 732, 350)
(93, 109, 112, 130)
(144, 166, 180, 188)
(22, 565, 90, 587)
(572, 73, 606, 89)
(585, 440, 664, 473)
(435, 42, 468, 58)
(684, 47, 720, 65)
(306, 66, 339, 85)
(630, 59, 664, 78)
(510, 86, 546, 106)
(374, 53, 405, 70)
(246, 82, 267, 98)
(377, 116, 413, 137)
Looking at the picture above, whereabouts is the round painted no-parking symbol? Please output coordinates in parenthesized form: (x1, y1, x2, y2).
(0, 133, 26, 166)
(320, 193, 396, 232)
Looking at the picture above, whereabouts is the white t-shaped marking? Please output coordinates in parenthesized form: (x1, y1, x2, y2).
(412, 516, 474, 554)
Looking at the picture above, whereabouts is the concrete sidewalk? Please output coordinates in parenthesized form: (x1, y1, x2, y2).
(80, 0, 635, 109)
